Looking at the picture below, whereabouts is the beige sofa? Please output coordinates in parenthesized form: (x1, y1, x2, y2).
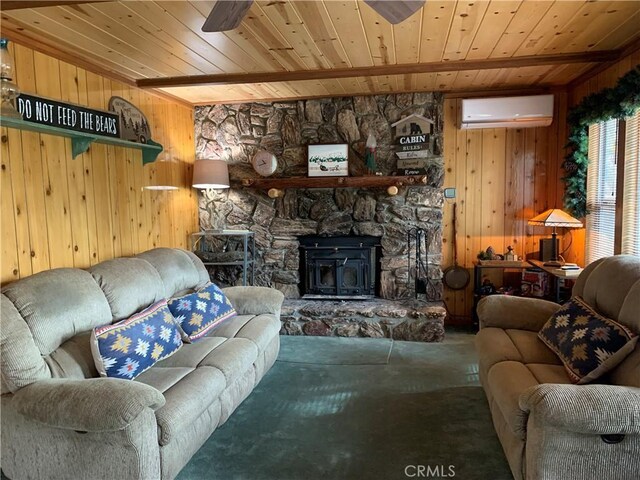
(1, 248, 284, 480)
(476, 255, 640, 480)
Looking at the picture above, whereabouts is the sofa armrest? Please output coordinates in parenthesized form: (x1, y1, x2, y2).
(13, 378, 165, 432)
(477, 295, 561, 331)
(519, 383, 640, 435)
(223, 286, 285, 316)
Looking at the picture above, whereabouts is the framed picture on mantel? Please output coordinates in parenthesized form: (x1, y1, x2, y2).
(308, 144, 349, 177)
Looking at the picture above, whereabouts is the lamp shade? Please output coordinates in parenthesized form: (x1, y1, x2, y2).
(144, 158, 178, 190)
(192, 159, 229, 189)
(528, 208, 583, 228)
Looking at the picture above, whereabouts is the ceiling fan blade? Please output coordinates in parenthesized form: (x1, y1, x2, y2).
(202, 0, 254, 33)
(364, 0, 425, 24)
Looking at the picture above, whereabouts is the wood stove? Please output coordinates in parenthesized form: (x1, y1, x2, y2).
(299, 235, 381, 299)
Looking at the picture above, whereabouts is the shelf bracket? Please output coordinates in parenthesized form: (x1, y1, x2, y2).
(71, 135, 97, 158)
(143, 139, 164, 165)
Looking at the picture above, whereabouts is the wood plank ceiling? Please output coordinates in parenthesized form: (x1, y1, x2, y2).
(1, 1, 639, 105)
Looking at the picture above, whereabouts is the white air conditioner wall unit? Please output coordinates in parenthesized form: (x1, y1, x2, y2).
(460, 94, 554, 129)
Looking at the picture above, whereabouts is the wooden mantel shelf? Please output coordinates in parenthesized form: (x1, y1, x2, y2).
(239, 175, 428, 190)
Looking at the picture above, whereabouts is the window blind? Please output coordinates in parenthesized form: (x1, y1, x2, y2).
(586, 119, 618, 264)
(622, 110, 640, 256)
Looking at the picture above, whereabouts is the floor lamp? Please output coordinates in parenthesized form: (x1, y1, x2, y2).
(528, 208, 583, 267)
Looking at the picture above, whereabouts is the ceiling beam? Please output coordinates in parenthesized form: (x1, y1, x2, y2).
(0, 1, 109, 10)
(136, 51, 620, 89)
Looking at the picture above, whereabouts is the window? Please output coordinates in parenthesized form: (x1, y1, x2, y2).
(622, 112, 640, 256)
(586, 110, 640, 263)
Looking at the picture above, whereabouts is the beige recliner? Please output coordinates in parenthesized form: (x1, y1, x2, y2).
(475, 255, 640, 480)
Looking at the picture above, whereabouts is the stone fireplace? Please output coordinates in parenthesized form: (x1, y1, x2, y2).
(194, 92, 447, 341)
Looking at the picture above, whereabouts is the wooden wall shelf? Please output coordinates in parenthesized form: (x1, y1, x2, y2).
(239, 175, 428, 190)
(0, 116, 163, 164)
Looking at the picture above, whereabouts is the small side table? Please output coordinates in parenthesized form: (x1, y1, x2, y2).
(191, 230, 255, 286)
(527, 259, 581, 303)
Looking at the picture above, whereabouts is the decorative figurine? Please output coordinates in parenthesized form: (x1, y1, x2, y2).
(505, 246, 516, 261)
(365, 132, 377, 174)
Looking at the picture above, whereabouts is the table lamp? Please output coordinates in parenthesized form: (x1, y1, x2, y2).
(192, 159, 230, 189)
(528, 208, 583, 267)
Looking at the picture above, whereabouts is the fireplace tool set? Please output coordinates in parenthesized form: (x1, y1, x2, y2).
(407, 227, 439, 301)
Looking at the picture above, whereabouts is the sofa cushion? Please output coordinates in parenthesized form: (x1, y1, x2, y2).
(90, 300, 183, 380)
(211, 313, 281, 351)
(475, 327, 562, 384)
(137, 248, 209, 299)
(46, 331, 98, 379)
(154, 336, 257, 385)
(538, 296, 638, 384)
(89, 258, 165, 321)
(200, 338, 258, 385)
(168, 283, 236, 342)
(2, 268, 112, 356)
(0, 294, 51, 394)
(142, 366, 226, 446)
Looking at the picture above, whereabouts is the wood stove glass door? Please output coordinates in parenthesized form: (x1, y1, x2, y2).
(310, 259, 337, 295)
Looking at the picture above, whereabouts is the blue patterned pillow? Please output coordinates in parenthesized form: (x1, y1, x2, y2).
(167, 282, 236, 342)
(538, 296, 638, 384)
(90, 300, 183, 380)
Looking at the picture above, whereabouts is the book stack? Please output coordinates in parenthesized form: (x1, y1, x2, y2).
(553, 264, 582, 278)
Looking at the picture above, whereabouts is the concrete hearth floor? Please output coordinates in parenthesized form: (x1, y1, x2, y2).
(177, 330, 512, 480)
(280, 298, 447, 342)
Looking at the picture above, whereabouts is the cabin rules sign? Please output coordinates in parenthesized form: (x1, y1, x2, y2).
(16, 93, 120, 138)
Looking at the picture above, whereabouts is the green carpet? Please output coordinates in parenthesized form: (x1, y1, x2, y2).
(177, 332, 513, 480)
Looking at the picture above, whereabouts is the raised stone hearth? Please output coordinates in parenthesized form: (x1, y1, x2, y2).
(281, 299, 446, 342)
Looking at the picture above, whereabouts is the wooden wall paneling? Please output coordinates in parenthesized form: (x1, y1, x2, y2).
(75, 68, 100, 265)
(453, 102, 468, 317)
(5, 127, 32, 279)
(464, 128, 484, 315)
(101, 79, 123, 258)
(441, 98, 457, 319)
(58, 59, 92, 269)
(504, 128, 526, 255)
(123, 84, 150, 253)
(523, 128, 537, 257)
(1, 127, 20, 283)
(532, 126, 549, 257)
(3, 39, 32, 280)
(13, 45, 51, 274)
(33, 50, 74, 269)
(84, 70, 115, 263)
(480, 128, 507, 256)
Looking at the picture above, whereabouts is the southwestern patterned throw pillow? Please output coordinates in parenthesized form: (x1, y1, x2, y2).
(90, 300, 183, 380)
(167, 282, 236, 343)
(538, 296, 638, 384)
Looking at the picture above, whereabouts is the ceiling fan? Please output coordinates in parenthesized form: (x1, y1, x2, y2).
(202, 0, 426, 33)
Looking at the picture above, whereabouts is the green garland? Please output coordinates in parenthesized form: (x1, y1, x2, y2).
(563, 65, 640, 218)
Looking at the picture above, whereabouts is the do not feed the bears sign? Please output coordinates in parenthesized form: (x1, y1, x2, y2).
(16, 93, 120, 138)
